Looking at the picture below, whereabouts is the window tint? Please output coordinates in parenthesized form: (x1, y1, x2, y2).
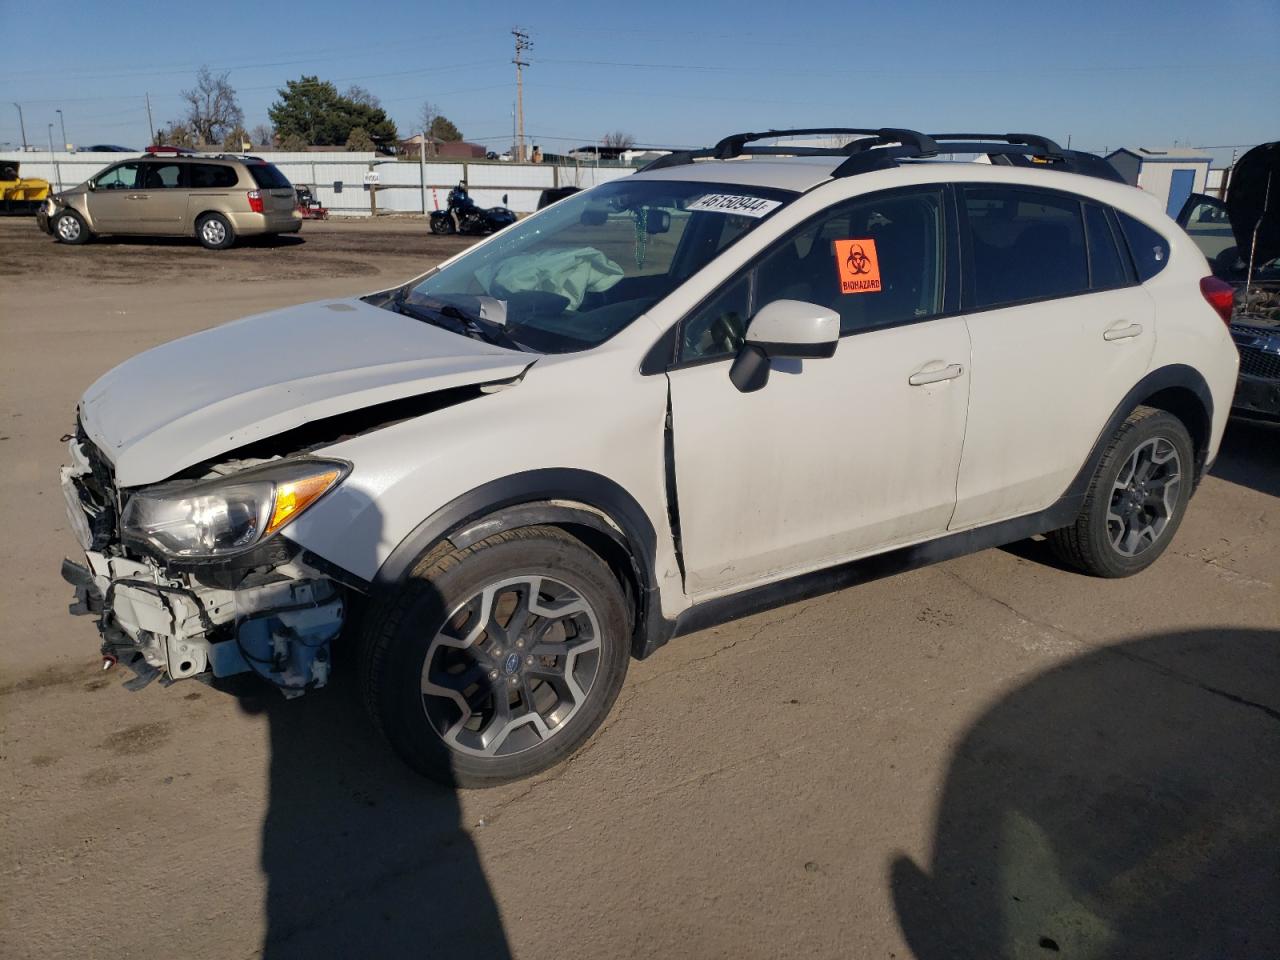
(1116, 212, 1170, 282)
(189, 163, 239, 188)
(1083, 203, 1129, 289)
(247, 163, 292, 189)
(141, 163, 182, 189)
(95, 163, 141, 190)
(964, 187, 1088, 308)
(680, 275, 750, 360)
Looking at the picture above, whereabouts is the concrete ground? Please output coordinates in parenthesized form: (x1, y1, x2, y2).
(1, 217, 1277, 960)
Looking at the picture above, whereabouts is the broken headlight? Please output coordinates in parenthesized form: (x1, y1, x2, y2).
(120, 459, 348, 559)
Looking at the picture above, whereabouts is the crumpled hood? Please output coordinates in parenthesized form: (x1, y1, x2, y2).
(79, 298, 531, 487)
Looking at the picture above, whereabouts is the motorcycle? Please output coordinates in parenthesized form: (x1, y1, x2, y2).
(430, 187, 517, 236)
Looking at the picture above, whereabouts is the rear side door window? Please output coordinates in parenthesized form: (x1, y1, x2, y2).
(1083, 203, 1130, 290)
(189, 164, 239, 189)
(140, 163, 183, 189)
(962, 186, 1088, 308)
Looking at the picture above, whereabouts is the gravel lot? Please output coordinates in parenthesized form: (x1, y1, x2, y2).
(1, 217, 1277, 960)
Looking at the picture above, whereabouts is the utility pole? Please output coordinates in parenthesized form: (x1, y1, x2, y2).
(145, 93, 155, 144)
(512, 28, 532, 162)
(47, 123, 62, 190)
(56, 108, 67, 151)
(12, 103, 27, 150)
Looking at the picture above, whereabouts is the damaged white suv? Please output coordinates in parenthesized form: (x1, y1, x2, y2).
(61, 129, 1240, 786)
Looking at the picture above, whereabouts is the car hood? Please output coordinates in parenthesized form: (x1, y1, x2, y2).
(1226, 141, 1279, 267)
(79, 298, 531, 487)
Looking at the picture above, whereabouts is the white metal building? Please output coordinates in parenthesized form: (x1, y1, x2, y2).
(1105, 147, 1212, 217)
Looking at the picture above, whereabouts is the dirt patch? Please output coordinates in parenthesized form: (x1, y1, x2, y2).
(101, 720, 172, 756)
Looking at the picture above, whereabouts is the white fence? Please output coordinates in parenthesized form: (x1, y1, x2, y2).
(0, 150, 636, 216)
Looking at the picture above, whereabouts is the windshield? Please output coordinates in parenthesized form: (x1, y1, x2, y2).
(396, 179, 794, 353)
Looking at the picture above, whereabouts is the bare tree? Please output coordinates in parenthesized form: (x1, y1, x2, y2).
(181, 66, 244, 145)
(601, 130, 636, 150)
(250, 123, 274, 147)
(416, 101, 440, 157)
(345, 85, 381, 109)
(156, 121, 195, 147)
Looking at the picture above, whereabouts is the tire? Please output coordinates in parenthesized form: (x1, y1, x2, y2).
(429, 215, 452, 235)
(196, 213, 235, 250)
(360, 526, 630, 787)
(53, 209, 90, 244)
(1048, 407, 1195, 577)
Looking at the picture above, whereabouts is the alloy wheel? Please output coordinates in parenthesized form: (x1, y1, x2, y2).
(201, 219, 227, 245)
(1107, 437, 1182, 557)
(420, 575, 602, 758)
(57, 215, 81, 241)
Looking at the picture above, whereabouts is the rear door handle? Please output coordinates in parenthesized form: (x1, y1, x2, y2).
(1103, 322, 1143, 341)
(909, 363, 964, 386)
(127, 194, 149, 200)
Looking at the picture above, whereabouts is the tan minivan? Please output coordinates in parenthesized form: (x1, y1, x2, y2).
(38, 151, 301, 249)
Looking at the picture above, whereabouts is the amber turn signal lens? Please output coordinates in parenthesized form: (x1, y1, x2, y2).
(265, 469, 341, 535)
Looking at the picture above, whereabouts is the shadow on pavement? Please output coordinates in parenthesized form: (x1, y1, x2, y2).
(892, 627, 1280, 960)
(238, 667, 512, 959)
(1211, 417, 1280, 498)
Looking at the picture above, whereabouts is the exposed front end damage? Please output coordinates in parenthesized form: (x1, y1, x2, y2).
(60, 433, 348, 697)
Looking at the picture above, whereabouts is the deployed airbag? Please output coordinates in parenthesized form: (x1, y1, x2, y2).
(476, 247, 624, 310)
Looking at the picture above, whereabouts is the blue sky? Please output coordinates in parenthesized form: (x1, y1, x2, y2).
(4, 0, 1277, 165)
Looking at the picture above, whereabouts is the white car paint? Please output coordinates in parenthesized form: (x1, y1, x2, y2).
(63, 151, 1241, 676)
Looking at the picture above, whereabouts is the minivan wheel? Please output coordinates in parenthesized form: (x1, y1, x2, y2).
(196, 213, 235, 249)
(53, 210, 90, 244)
(1048, 407, 1194, 578)
(360, 526, 630, 787)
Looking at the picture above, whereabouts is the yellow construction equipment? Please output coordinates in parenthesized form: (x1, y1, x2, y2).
(1, 161, 52, 215)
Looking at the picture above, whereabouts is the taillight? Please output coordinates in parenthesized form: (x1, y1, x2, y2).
(246, 189, 264, 214)
(1199, 276, 1235, 325)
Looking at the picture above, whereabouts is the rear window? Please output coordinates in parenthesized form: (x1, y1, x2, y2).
(1116, 212, 1170, 282)
(1083, 203, 1130, 290)
(963, 186, 1088, 308)
(246, 163, 292, 189)
(190, 163, 240, 189)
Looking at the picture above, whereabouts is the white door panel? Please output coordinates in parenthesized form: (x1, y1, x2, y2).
(670, 317, 972, 596)
(951, 286, 1155, 529)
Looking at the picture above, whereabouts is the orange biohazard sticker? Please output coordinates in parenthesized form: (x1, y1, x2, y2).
(834, 238, 882, 294)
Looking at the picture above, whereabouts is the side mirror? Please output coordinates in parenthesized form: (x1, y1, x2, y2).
(730, 299, 839, 393)
(87, 180, 96, 192)
(502, 193, 509, 205)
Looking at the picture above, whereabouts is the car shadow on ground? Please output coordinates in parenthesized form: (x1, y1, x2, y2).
(236, 666, 512, 959)
(891, 627, 1280, 959)
(59, 234, 307, 250)
(1211, 417, 1280, 498)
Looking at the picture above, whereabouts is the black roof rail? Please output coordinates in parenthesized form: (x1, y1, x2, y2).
(637, 127, 1123, 184)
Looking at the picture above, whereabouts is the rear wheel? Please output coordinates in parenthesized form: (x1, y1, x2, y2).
(360, 526, 630, 787)
(1048, 407, 1194, 577)
(196, 213, 235, 250)
(53, 209, 90, 244)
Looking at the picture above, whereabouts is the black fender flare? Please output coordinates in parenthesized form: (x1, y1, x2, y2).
(372, 469, 672, 659)
(1065, 363, 1214, 506)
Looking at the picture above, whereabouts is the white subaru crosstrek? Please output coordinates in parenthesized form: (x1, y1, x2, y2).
(60, 129, 1240, 786)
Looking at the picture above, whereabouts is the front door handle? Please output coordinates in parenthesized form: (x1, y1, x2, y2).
(1103, 322, 1143, 341)
(909, 363, 964, 386)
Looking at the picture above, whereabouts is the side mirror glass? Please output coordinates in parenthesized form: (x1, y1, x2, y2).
(730, 299, 839, 393)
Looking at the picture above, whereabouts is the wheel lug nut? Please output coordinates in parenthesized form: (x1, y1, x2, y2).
(515, 639, 524, 649)
(525, 655, 534, 666)
(488, 670, 499, 680)
(508, 675, 519, 686)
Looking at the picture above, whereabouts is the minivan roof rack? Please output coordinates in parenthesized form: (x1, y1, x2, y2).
(637, 127, 1123, 183)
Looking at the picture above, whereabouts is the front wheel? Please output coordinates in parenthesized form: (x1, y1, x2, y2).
(429, 215, 453, 235)
(360, 526, 630, 787)
(53, 209, 90, 244)
(1048, 407, 1195, 577)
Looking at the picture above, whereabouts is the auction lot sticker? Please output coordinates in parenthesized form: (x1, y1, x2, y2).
(685, 194, 782, 218)
(834, 238, 882, 293)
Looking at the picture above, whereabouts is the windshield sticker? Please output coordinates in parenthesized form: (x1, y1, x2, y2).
(834, 239, 882, 293)
(685, 194, 782, 218)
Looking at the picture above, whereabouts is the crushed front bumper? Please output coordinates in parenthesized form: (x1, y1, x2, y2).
(60, 437, 346, 696)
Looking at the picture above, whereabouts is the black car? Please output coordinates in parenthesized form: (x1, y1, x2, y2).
(1177, 141, 1279, 421)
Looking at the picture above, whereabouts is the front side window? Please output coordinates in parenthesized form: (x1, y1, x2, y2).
(95, 163, 142, 190)
(963, 186, 1088, 308)
(398, 180, 793, 353)
(679, 187, 944, 362)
